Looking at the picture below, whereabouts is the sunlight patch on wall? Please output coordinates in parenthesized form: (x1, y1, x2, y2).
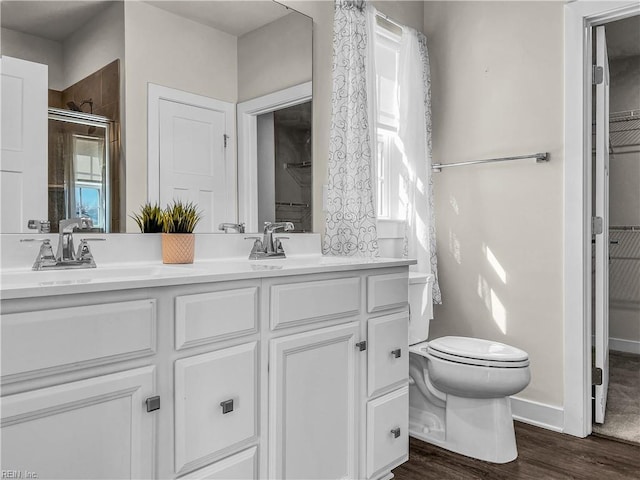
(484, 244, 507, 284)
(449, 229, 461, 264)
(490, 289, 507, 334)
(477, 274, 508, 334)
(449, 194, 459, 215)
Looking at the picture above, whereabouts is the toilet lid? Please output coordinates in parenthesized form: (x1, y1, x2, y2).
(427, 336, 529, 367)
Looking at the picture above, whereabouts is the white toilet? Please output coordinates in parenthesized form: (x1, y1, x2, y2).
(407, 272, 531, 463)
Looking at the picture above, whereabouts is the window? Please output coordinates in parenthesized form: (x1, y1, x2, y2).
(374, 23, 403, 221)
(73, 135, 106, 229)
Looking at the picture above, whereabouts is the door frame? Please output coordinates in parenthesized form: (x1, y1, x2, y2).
(563, 0, 639, 437)
(147, 83, 236, 215)
(237, 82, 312, 233)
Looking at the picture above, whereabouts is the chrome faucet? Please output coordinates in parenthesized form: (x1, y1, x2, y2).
(244, 221, 294, 259)
(218, 222, 245, 234)
(21, 217, 105, 270)
(57, 217, 94, 262)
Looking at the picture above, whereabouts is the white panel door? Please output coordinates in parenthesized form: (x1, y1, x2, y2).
(1, 366, 156, 479)
(269, 322, 359, 480)
(594, 25, 611, 424)
(1, 56, 48, 233)
(149, 84, 236, 233)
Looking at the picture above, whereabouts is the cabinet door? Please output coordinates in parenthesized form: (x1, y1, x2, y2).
(1, 366, 155, 479)
(270, 322, 360, 480)
(368, 312, 409, 397)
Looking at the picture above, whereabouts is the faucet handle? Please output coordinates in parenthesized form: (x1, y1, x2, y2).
(244, 236, 263, 248)
(27, 219, 51, 233)
(75, 238, 104, 268)
(21, 238, 56, 270)
(20, 238, 51, 243)
(244, 236, 264, 259)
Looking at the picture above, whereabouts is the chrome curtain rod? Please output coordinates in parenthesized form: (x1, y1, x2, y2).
(432, 152, 549, 173)
(376, 11, 403, 30)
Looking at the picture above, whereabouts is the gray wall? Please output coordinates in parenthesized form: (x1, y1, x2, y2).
(238, 12, 312, 103)
(423, 1, 565, 408)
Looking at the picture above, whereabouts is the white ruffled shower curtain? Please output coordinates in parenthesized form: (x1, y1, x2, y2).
(324, 0, 441, 302)
(323, 0, 379, 257)
(397, 27, 442, 303)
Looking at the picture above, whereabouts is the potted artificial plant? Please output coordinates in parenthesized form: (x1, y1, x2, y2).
(130, 202, 164, 233)
(160, 200, 202, 264)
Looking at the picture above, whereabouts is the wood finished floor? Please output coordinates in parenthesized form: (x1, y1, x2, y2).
(392, 422, 640, 479)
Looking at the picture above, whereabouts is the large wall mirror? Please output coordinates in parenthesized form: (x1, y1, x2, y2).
(1, 0, 312, 234)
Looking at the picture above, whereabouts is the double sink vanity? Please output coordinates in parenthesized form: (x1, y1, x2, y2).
(1, 233, 413, 480)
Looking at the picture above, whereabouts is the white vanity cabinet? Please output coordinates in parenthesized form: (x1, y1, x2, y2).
(1, 263, 410, 480)
(265, 269, 409, 480)
(0, 295, 160, 479)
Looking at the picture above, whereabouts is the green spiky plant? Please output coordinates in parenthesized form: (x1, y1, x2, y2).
(130, 202, 164, 233)
(162, 200, 202, 234)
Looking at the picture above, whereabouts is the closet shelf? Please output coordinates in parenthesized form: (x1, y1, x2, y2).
(284, 161, 312, 187)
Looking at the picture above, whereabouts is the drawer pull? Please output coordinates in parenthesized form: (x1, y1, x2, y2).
(390, 427, 401, 439)
(220, 399, 234, 414)
(391, 348, 402, 358)
(146, 396, 160, 412)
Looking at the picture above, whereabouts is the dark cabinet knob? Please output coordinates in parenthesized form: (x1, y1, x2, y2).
(220, 399, 234, 414)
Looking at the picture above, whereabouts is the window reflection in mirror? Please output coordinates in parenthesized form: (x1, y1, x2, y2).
(48, 114, 110, 233)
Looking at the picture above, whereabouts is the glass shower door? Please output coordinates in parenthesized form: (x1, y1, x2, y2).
(48, 110, 110, 232)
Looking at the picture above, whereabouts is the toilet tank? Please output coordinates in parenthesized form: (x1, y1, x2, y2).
(408, 272, 434, 345)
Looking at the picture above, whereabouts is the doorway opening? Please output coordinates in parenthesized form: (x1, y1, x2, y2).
(256, 101, 312, 233)
(590, 14, 640, 444)
(237, 81, 312, 233)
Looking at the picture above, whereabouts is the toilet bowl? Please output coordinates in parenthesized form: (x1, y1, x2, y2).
(407, 272, 531, 463)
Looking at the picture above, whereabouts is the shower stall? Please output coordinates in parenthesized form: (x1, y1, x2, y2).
(48, 108, 110, 233)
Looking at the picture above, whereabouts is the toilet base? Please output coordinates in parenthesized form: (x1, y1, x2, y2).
(409, 395, 518, 464)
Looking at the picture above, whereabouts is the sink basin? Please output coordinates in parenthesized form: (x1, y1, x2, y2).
(1, 264, 201, 288)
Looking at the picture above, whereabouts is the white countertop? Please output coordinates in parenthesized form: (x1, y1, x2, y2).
(0, 255, 415, 300)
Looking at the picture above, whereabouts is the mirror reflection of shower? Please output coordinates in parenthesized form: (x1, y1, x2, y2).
(48, 109, 110, 233)
(257, 101, 312, 232)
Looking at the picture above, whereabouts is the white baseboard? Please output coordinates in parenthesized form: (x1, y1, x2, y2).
(609, 337, 640, 355)
(510, 396, 564, 433)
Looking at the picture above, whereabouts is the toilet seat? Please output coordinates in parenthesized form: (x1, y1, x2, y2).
(412, 336, 530, 368)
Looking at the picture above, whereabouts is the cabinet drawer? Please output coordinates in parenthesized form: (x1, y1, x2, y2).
(270, 277, 360, 330)
(1, 300, 156, 381)
(175, 287, 258, 350)
(175, 342, 257, 474)
(368, 312, 409, 397)
(367, 273, 408, 313)
(178, 446, 257, 479)
(366, 386, 409, 479)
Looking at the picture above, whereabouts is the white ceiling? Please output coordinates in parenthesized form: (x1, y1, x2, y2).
(1, 1, 292, 42)
(144, 1, 291, 37)
(1, 1, 114, 42)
